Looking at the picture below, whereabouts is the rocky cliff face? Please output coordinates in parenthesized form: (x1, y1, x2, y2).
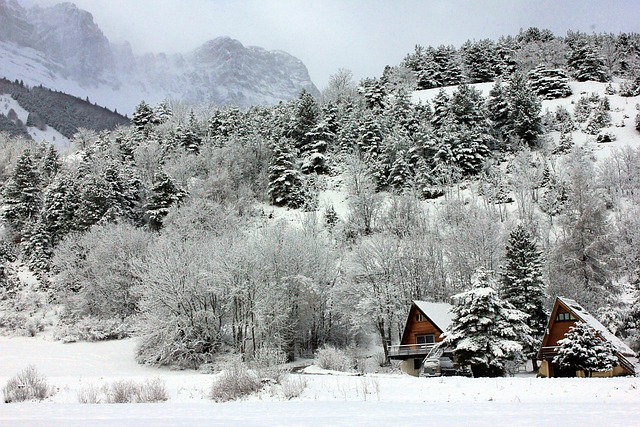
(0, 0, 318, 113)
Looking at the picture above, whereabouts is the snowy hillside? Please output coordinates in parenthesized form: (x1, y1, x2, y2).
(413, 81, 640, 158)
(0, 1, 319, 114)
(0, 93, 70, 148)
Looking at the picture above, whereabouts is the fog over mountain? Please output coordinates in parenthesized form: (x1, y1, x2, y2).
(0, 0, 319, 114)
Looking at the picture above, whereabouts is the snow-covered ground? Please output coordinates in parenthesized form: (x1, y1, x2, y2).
(0, 336, 638, 426)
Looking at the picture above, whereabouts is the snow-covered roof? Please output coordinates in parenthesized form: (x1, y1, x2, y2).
(558, 297, 636, 357)
(413, 300, 454, 332)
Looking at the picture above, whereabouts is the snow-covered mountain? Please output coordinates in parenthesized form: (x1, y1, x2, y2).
(0, 0, 319, 114)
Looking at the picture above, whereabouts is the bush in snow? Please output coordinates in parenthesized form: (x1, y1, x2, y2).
(443, 268, 533, 377)
(250, 346, 288, 384)
(553, 321, 618, 377)
(3, 365, 51, 403)
(279, 375, 308, 400)
(315, 345, 356, 372)
(77, 378, 168, 404)
(54, 316, 132, 343)
(210, 356, 262, 402)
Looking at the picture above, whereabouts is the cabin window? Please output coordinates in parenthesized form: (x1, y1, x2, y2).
(416, 334, 435, 345)
(556, 312, 576, 321)
(415, 313, 427, 322)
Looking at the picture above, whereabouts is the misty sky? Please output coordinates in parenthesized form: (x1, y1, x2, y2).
(23, 0, 640, 89)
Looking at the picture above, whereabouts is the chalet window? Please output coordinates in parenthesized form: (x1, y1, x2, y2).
(416, 334, 435, 345)
(556, 312, 576, 321)
(415, 313, 427, 322)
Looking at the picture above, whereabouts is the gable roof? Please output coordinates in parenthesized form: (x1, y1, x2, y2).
(413, 300, 454, 332)
(556, 297, 635, 357)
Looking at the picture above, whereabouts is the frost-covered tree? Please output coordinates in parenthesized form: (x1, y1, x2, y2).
(3, 149, 41, 233)
(527, 66, 572, 99)
(145, 172, 187, 230)
(268, 138, 305, 209)
(500, 225, 548, 368)
(549, 148, 617, 310)
(487, 79, 511, 144)
(289, 90, 319, 153)
(461, 39, 500, 83)
(567, 37, 608, 82)
(131, 101, 158, 137)
(443, 268, 532, 377)
(506, 72, 542, 146)
(52, 222, 151, 323)
(552, 321, 618, 377)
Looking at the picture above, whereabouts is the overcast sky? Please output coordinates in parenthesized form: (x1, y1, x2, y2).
(22, 0, 640, 89)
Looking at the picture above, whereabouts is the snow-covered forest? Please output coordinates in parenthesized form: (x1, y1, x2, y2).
(1, 27, 640, 382)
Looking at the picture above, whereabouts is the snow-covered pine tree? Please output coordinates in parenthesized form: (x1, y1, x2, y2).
(443, 268, 533, 377)
(289, 90, 320, 154)
(431, 89, 452, 130)
(132, 100, 158, 137)
(461, 39, 500, 83)
(552, 321, 618, 377)
(180, 111, 203, 154)
(389, 149, 412, 192)
(500, 225, 548, 368)
(506, 72, 542, 146)
(585, 99, 612, 135)
(487, 79, 511, 144)
(40, 173, 79, 246)
(3, 149, 42, 234)
(40, 144, 61, 184)
(145, 172, 188, 230)
(567, 37, 608, 82)
(527, 66, 572, 99)
(434, 45, 463, 86)
(268, 138, 305, 209)
(359, 77, 387, 111)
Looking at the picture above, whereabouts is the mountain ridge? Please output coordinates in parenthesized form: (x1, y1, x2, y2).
(0, 0, 319, 114)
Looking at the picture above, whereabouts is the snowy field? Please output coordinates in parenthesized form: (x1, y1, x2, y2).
(1, 336, 638, 426)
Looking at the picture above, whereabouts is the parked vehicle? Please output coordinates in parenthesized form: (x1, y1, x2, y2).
(420, 346, 472, 377)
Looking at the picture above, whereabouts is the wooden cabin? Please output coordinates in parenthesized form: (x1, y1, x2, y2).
(538, 296, 637, 378)
(389, 300, 453, 376)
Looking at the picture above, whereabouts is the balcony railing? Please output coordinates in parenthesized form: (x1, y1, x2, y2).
(388, 343, 435, 359)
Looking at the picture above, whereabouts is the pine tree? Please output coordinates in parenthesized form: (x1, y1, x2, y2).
(132, 101, 158, 137)
(567, 38, 608, 82)
(487, 79, 511, 144)
(3, 149, 42, 233)
(585, 99, 612, 135)
(461, 39, 500, 83)
(40, 173, 79, 245)
(268, 138, 305, 209)
(289, 90, 320, 154)
(501, 225, 548, 368)
(359, 78, 387, 111)
(40, 144, 61, 183)
(552, 321, 618, 377)
(506, 72, 542, 146)
(431, 89, 452, 130)
(443, 268, 533, 377)
(180, 111, 203, 153)
(527, 66, 572, 99)
(434, 45, 463, 86)
(145, 172, 188, 231)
